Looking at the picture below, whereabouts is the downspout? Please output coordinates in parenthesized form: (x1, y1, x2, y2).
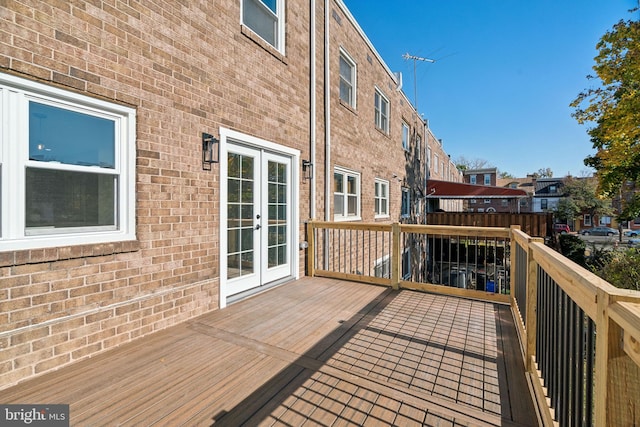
(324, 0, 331, 223)
(310, 0, 316, 219)
(323, 0, 331, 270)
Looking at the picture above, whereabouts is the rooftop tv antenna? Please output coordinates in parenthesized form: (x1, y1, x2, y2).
(403, 53, 435, 111)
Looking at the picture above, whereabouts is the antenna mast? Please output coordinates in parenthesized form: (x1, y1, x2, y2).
(402, 53, 435, 111)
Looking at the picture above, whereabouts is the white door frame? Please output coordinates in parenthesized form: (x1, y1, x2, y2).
(219, 127, 300, 308)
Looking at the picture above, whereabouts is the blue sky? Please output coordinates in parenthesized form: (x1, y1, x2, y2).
(342, 0, 638, 178)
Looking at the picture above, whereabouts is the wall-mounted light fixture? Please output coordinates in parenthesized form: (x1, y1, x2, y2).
(302, 159, 313, 180)
(202, 132, 219, 170)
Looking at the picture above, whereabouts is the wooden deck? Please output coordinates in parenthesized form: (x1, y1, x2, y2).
(0, 277, 537, 426)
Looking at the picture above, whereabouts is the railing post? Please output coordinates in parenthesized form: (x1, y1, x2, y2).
(594, 288, 610, 426)
(307, 221, 315, 277)
(391, 222, 400, 290)
(509, 225, 520, 303)
(525, 238, 543, 372)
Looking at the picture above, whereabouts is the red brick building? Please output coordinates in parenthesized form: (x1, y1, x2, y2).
(0, 0, 460, 387)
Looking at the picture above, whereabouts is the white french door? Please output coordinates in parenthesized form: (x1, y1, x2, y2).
(225, 143, 293, 296)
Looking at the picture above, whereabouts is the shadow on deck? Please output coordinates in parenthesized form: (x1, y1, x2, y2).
(0, 277, 537, 426)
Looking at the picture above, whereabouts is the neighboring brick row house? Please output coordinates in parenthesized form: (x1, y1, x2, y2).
(0, 1, 461, 388)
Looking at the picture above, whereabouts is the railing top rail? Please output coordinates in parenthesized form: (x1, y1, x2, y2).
(399, 223, 511, 237)
(307, 221, 392, 232)
(529, 240, 640, 319)
(307, 221, 511, 238)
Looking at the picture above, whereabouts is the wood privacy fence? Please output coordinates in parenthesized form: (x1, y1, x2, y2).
(307, 220, 640, 426)
(427, 212, 553, 238)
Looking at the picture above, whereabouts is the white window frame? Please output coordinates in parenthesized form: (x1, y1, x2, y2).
(484, 174, 491, 185)
(584, 214, 592, 226)
(470, 174, 477, 185)
(334, 166, 361, 221)
(374, 178, 389, 218)
(0, 72, 136, 251)
(374, 254, 390, 279)
(241, 0, 286, 54)
(402, 121, 410, 151)
(374, 87, 389, 134)
(339, 48, 356, 108)
(434, 155, 439, 174)
(401, 188, 410, 218)
(416, 135, 421, 160)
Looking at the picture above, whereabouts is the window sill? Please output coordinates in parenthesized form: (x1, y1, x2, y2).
(333, 216, 362, 222)
(339, 99, 357, 114)
(0, 240, 140, 267)
(241, 25, 287, 64)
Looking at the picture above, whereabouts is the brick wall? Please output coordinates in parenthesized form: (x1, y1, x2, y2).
(0, 0, 460, 389)
(0, 0, 312, 388)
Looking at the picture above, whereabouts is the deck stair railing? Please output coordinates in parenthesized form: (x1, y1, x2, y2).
(307, 220, 640, 426)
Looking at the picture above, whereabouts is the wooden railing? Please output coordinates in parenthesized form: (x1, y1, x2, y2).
(307, 220, 640, 426)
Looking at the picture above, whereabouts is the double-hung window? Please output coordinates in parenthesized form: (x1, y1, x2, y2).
(401, 188, 410, 218)
(470, 174, 477, 184)
(242, 0, 285, 53)
(484, 174, 491, 185)
(374, 88, 389, 133)
(339, 48, 356, 108)
(0, 73, 136, 251)
(402, 122, 410, 151)
(334, 167, 360, 220)
(374, 179, 389, 218)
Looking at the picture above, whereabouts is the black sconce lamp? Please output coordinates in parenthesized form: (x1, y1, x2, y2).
(302, 159, 313, 180)
(202, 132, 219, 170)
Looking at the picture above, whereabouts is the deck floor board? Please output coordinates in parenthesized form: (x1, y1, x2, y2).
(0, 277, 537, 426)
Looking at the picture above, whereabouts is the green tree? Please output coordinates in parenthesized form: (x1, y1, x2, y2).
(555, 176, 614, 222)
(571, 16, 640, 220)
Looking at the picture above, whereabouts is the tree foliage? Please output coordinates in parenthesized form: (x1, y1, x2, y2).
(453, 156, 492, 171)
(529, 167, 553, 178)
(557, 176, 613, 221)
(571, 17, 640, 219)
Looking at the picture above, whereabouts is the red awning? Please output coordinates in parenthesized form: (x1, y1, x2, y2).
(426, 179, 528, 199)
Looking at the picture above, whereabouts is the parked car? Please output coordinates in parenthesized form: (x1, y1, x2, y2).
(624, 230, 639, 237)
(580, 226, 618, 236)
(553, 224, 571, 234)
(628, 238, 640, 246)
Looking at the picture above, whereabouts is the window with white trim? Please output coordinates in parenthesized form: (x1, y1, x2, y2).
(484, 174, 491, 185)
(600, 216, 611, 225)
(374, 255, 390, 279)
(402, 121, 410, 151)
(470, 175, 477, 184)
(334, 167, 360, 220)
(0, 73, 136, 251)
(374, 88, 389, 133)
(374, 179, 389, 218)
(434, 155, 439, 174)
(401, 188, 410, 218)
(242, 0, 285, 53)
(584, 214, 592, 226)
(541, 199, 548, 210)
(416, 135, 421, 160)
(339, 48, 356, 108)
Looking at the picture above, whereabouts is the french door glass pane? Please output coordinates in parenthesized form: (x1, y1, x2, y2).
(25, 168, 116, 231)
(267, 160, 287, 269)
(227, 153, 254, 278)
